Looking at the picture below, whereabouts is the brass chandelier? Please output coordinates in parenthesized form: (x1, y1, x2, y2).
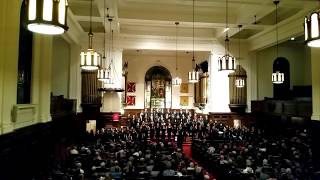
(97, 5, 111, 82)
(188, 0, 199, 83)
(271, 0, 284, 84)
(80, 0, 100, 71)
(218, 0, 236, 72)
(172, 22, 182, 86)
(26, 0, 69, 35)
(235, 25, 245, 88)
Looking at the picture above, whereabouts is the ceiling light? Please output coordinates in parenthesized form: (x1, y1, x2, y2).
(223, 27, 230, 32)
(104, 18, 115, 86)
(97, 3, 111, 82)
(272, 0, 284, 84)
(172, 22, 182, 86)
(235, 25, 245, 88)
(218, 0, 236, 72)
(235, 79, 245, 88)
(188, 0, 199, 83)
(80, 0, 100, 71)
(26, 0, 69, 35)
(305, 12, 320, 47)
(272, 71, 284, 84)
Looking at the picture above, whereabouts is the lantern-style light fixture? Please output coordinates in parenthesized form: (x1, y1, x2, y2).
(188, 0, 199, 83)
(272, 71, 285, 84)
(80, 0, 100, 71)
(104, 18, 115, 86)
(97, 5, 111, 82)
(218, 0, 236, 72)
(305, 10, 320, 47)
(235, 25, 245, 88)
(271, 0, 284, 84)
(26, 0, 69, 35)
(172, 22, 182, 86)
(235, 78, 245, 88)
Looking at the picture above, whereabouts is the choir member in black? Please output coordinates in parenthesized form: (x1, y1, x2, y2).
(177, 125, 184, 148)
(127, 114, 132, 127)
(183, 123, 188, 142)
(139, 109, 144, 121)
(131, 128, 137, 141)
(198, 125, 203, 139)
(161, 123, 166, 140)
(149, 124, 155, 141)
(191, 125, 196, 140)
(167, 123, 172, 142)
(172, 124, 177, 141)
(155, 123, 161, 141)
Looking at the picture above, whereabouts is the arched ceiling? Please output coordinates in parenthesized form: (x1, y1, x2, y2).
(65, 0, 317, 54)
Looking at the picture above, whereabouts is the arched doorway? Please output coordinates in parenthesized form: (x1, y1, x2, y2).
(144, 66, 172, 109)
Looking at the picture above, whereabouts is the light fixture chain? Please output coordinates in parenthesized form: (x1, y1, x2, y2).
(108, 19, 112, 69)
(238, 25, 241, 65)
(226, 0, 229, 37)
(111, 29, 114, 66)
(238, 25, 242, 76)
(192, 0, 195, 60)
(275, 1, 279, 57)
(111, 30, 114, 64)
(88, 0, 94, 49)
(175, 22, 178, 74)
(89, 0, 93, 34)
(103, 2, 106, 59)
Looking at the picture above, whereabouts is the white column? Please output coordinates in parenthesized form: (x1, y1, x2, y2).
(0, 0, 20, 134)
(246, 51, 258, 112)
(69, 44, 82, 112)
(102, 48, 123, 112)
(32, 35, 53, 123)
(209, 52, 230, 112)
(311, 48, 320, 121)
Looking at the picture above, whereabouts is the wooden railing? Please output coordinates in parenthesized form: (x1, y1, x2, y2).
(50, 95, 77, 119)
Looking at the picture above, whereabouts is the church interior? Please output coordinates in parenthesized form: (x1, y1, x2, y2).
(1, 0, 320, 179)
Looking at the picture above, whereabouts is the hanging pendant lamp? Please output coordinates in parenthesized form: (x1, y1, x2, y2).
(272, 71, 284, 84)
(271, 0, 284, 84)
(304, 1, 320, 47)
(188, 0, 199, 83)
(80, 0, 100, 71)
(104, 18, 115, 86)
(172, 22, 182, 86)
(103, 29, 124, 92)
(26, 0, 69, 35)
(218, 0, 236, 72)
(97, 5, 111, 82)
(235, 25, 245, 88)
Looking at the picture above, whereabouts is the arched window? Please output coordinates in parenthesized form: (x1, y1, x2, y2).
(228, 65, 247, 112)
(145, 66, 172, 109)
(17, 1, 33, 104)
(273, 57, 290, 100)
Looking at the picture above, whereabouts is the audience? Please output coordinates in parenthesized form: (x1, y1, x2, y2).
(192, 127, 313, 180)
(49, 108, 314, 180)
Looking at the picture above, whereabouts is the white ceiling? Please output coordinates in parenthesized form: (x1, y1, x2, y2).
(66, 0, 318, 54)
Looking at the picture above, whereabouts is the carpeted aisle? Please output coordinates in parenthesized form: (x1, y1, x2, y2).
(182, 142, 216, 180)
(182, 143, 192, 159)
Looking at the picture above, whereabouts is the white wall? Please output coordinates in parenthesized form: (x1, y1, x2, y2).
(208, 53, 231, 112)
(102, 49, 123, 112)
(0, 0, 20, 133)
(123, 51, 209, 109)
(51, 36, 70, 97)
(256, 43, 311, 100)
(0, 1, 56, 134)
